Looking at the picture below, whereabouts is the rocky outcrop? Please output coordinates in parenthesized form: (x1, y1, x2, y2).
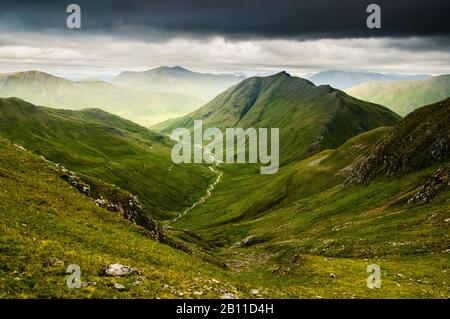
(230, 235, 270, 249)
(407, 164, 450, 204)
(345, 98, 450, 187)
(57, 165, 166, 242)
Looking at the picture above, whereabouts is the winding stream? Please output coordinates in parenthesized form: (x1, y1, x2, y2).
(168, 140, 223, 224)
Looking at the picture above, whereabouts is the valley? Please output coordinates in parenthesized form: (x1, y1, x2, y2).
(0, 73, 449, 299)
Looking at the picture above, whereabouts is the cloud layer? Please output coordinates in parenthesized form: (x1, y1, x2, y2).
(1, 0, 449, 39)
(0, 0, 449, 78)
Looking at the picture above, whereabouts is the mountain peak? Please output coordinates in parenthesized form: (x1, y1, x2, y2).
(11, 70, 56, 78)
(161, 72, 400, 163)
(150, 66, 192, 74)
(264, 71, 291, 80)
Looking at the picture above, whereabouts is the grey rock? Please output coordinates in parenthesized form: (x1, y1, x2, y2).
(49, 257, 64, 267)
(220, 293, 238, 299)
(105, 263, 137, 276)
(114, 283, 125, 290)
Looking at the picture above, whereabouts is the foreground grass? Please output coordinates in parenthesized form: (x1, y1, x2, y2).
(1, 132, 448, 298)
(170, 128, 449, 298)
(0, 139, 243, 298)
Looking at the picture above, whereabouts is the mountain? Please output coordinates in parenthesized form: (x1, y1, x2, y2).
(169, 98, 449, 299)
(0, 70, 203, 125)
(305, 70, 430, 89)
(345, 75, 450, 116)
(345, 97, 450, 186)
(112, 66, 245, 101)
(160, 71, 401, 164)
(1, 96, 448, 298)
(0, 97, 212, 219)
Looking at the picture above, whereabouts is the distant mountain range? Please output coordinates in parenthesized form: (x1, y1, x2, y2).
(305, 70, 430, 89)
(112, 66, 245, 101)
(159, 71, 400, 164)
(0, 70, 205, 125)
(345, 75, 450, 116)
(0, 67, 244, 126)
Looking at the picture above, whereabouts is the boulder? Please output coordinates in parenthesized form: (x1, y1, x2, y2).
(104, 263, 138, 276)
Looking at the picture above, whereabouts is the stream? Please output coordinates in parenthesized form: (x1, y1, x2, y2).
(168, 141, 223, 224)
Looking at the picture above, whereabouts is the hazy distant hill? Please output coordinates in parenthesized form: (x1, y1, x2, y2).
(346, 75, 450, 116)
(0, 71, 203, 125)
(160, 71, 400, 164)
(112, 66, 245, 101)
(306, 70, 430, 89)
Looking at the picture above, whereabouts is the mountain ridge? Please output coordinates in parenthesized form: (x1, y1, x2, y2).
(306, 69, 431, 89)
(112, 66, 245, 101)
(160, 72, 401, 164)
(0, 70, 203, 125)
(345, 97, 450, 186)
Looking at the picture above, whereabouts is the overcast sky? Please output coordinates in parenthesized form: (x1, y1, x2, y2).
(0, 0, 449, 79)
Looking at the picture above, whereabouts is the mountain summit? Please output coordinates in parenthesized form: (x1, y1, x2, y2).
(160, 72, 401, 164)
(112, 66, 244, 100)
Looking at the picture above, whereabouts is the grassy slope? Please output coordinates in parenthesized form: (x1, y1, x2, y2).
(1, 88, 448, 298)
(0, 71, 203, 125)
(345, 97, 450, 185)
(0, 138, 247, 298)
(0, 97, 211, 219)
(173, 127, 392, 231)
(2, 136, 448, 298)
(170, 119, 449, 298)
(346, 75, 450, 116)
(218, 165, 449, 298)
(160, 72, 400, 164)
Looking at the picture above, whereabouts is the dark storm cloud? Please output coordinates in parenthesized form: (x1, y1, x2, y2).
(0, 0, 449, 40)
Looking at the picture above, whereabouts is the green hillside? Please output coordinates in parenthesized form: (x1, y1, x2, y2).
(0, 137, 246, 298)
(169, 99, 449, 298)
(346, 75, 450, 116)
(160, 72, 400, 164)
(0, 97, 212, 219)
(1, 89, 448, 298)
(346, 97, 450, 185)
(2, 122, 448, 298)
(0, 71, 203, 125)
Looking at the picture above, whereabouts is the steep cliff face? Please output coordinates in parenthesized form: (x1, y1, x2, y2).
(345, 98, 450, 186)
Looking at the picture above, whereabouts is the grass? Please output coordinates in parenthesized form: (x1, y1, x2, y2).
(0, 138, 244, 298)
(0, 98, 212, 219)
